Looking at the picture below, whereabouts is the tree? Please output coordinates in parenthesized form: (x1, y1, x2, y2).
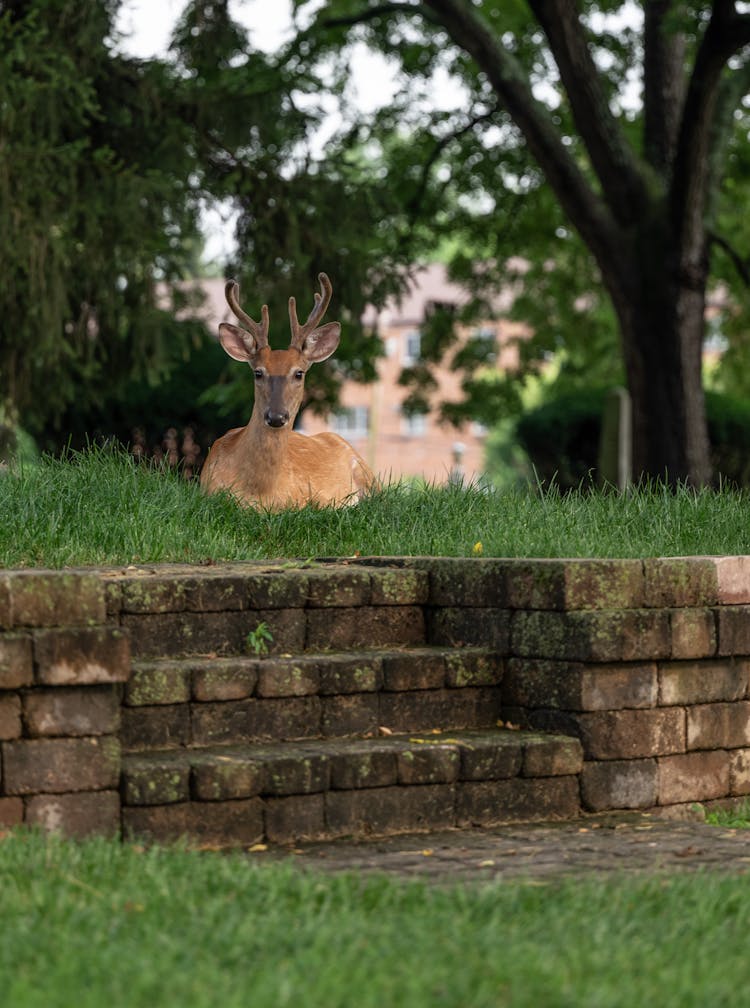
(291, 0, 750, 485)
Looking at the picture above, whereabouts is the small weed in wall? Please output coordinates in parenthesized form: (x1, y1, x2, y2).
(246, 622, 273, 656)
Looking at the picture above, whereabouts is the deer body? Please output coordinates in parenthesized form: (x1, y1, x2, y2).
(200, 275, 375, 510)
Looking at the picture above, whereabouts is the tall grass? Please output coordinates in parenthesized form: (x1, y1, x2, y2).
(3, 445, 750, 567)
(2, 829, 750, 1008)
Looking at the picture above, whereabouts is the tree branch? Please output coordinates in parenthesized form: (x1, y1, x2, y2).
(528, 0, 650, 225)
(642, 0, 687, 174)
(709, 230, 750, 288)
(318, 2, 437, 31)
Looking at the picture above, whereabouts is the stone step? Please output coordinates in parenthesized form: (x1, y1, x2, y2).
(121, 729, 583, 846)
(121, 647, 505, 752)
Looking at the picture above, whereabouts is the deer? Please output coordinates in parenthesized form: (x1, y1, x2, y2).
(200, 272, 376, 510)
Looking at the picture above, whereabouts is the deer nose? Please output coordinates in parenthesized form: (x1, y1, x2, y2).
(264, 410, 289, 428)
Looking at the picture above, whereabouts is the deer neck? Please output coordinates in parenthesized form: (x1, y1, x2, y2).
(239, 408, 294, 491)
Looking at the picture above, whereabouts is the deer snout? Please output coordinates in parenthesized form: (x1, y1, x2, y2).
(264, 409, 290, 429)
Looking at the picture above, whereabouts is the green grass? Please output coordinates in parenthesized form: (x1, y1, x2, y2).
(2, 829, 750, 1008)
(705, 800, 750, 829)
(4, 445, 750, 567)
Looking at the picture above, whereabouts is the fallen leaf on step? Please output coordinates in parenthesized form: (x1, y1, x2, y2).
(378, 726, 393, 736)
(247, 843, 268, 853)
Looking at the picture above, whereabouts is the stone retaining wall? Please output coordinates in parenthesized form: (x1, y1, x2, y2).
(1, 556, 750, 839)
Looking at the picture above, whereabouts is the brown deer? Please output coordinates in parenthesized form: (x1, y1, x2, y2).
(200, 272, 376, 510)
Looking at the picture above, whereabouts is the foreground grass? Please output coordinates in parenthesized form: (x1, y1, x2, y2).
(1, 830, 749, 1008)
(4, 446, 750, 567)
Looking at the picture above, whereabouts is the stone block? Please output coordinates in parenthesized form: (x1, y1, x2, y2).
(23, 686, 119, 737)
(511, 609, 671, 663)
(256, 659, 319, 698)
(643, 557, 719, 608)
(0, 694, 21, 740)
(505, 558, 644, 611)
(396, 744, 460, 784)
(729, 748, 750, 796)
(318, 655, 382, 694)
(306, 606, 425, 650)
(427, 608, 510, 651)
(190, 697, 321, 746)
(503, 658, 658, 711)
(709, 556, 750, 605)
(305, 568, 372, 607)
(0, 797, 24, 827)
(123, 799, 264, 847)
(459, 735, 523, 780)
(26, 791, 120, 838)
(658, 659, 749, 705)
(580, 759, 658, 811)
(3, 736, 120, 794)
(3, 571, 105, 628)
(670, 609, 717, 660)
(261, 752, 330, 796)
(456, 776, 580, 825)
(190, 658, 259, 701)
(522, 735, 583, 777)
(321, 694, 379, 737)
(122, 756, 191, 805)
(369, 569, 429, 606)
(125, 661, 191, 706)
(192, 754, 264, 801)
(426, 559, 509, 607)
(264, 793, 326, 843)
(444, 649, 503, 688)
(34, 627, 130, 685)
(120, 705, 190, 751)
(328, 746, 399, 789)
(326, 784, 456, 837)
(188, 575, 248, 612)
(717, 606, 750, 657)
(658, 750, 729, 804)
(120, 577, 191, 614)
(245, 572, 309, 609)
(686, 701, 750, 750)
(576, 708, 685, 760)
(379, 687, 503, 734)
(0, 634, 33, 688)
(381, 649, 446, 692)
(121, 611, 254, 659)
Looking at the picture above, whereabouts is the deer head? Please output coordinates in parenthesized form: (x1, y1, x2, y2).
(218, 273, 341, 430)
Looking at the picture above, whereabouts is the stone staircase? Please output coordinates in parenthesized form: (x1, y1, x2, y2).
(116, 568, 583, 845)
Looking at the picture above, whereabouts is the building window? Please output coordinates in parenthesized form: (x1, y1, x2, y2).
(401, 411, 427, 437)
(330, 406, 370, 440)
(403, 330, 421, 364)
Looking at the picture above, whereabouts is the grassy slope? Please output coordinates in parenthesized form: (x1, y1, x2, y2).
(3, 447, 750, 567)
(2, 830, 750, 1008)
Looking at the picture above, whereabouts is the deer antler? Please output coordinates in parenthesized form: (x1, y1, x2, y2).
(288, 272, 334, 350)
(225, 280, 270, 350)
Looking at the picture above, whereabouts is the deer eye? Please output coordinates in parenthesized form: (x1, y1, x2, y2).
(293, 370, 304, 381)
(253, 369, 264, 380)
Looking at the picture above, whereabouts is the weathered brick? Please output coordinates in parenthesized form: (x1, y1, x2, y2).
(120, 577, 191, 614)
(643, 557, 719, 608)
(190, 658, 259, 701)
(122, 756, 191, 805)
(3, 736, 120, 794)
(190, 697, 321, 746)
(729, 748, 750, 796)
(503, 658, 658, 711)
(245, 571, 309, 609)
(427, 559, 509, 607)
(576, 708, 685, 760)
(717, 606, 750, 656)
(306, 606, 425, 650)
(522, 735, 583, 777)
(505, 559, 644, 611)
(25, 791, 120, 838)
(23, 686, 119, 737)
(123, 799, 264, 847)
(0, 796, 23, 827)
(457, 776, 580, 825)
(104, 580, 122, 617)
(188, 575, 247, 612)
(305, 568, 372, 607)
(658, 750, 730, 804)
(125, 661, 191, 706)
(317, 654, 382, 694)
(0, 634, 33, 688)
(658, 659, 749, 705)
(262, 752, 330, 796)
(254, 609, 307, 654)
(0, 694, 21, 740)
(379, 687, 503, 734)
(192, 754, 264, 801)
(329, 746, 399, 789)
(381, 649, 445, 692)
(321, 694, 379, 737)
(34, 627, 130, 685)
(369, 569, 429, 606)
(120, 705, 190, 751)
(326, 784, 456, 837)
(511, 609, 671, 663)
(459, 735, 523, 780)
(708, 556, 750, 605)
(580, 759, 658, 811)
(686, 702, 750, 750)
(4, 571, 106, 628)
(444, 650, 502, 688)
(265, 793, 326, 843)
(120, 610, 259, 659)
(427, 608, 510, 650)
(670, 609, 717, 660)
(256, 659, 319, 698)
(397, 744, 460, 784)
(0, 577, 11, 630)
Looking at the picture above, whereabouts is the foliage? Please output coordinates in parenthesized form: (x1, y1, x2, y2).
(245, 622, 273, 657)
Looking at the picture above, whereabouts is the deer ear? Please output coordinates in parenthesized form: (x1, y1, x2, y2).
(301, 322, 340, 363)
(219, 323, 257, 362)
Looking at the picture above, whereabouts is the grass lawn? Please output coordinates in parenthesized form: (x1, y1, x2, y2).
(2, 829, 750, 1008)
(4, 445, 750, 567)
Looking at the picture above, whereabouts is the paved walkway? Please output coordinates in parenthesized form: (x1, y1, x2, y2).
(254, 814, 750, 883)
